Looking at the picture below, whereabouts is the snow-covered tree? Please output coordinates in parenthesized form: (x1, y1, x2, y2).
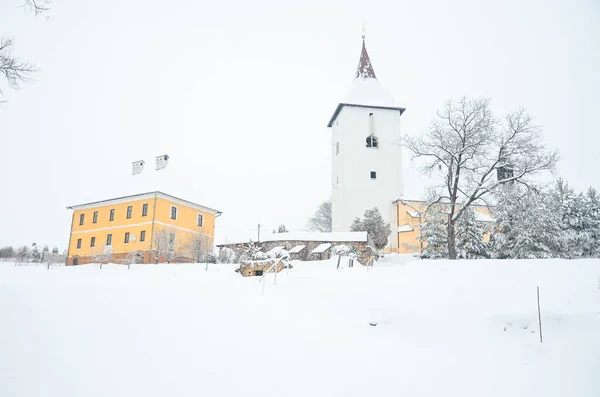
(42, 245, 49, 252)
(306, 199, 332, 232)
(16, 245, 30, 264)
(277, 224, 288, 233)
(92, 249, 113, 268)
(403, 97, 558, 259)
(418, 204, 448, 259)
(31, 244, 41, 262)
(349, 207, 391, 250)
(122, 250, 143, 269)
(151, 227, 181, 264)
(51, 246, 59, 254)
(186, 233, 212, 263)
(455, 206, 488, 259)
(582, 187, 600, 257)
(239, 240, 264, 262)
(490, 185, 561, 259)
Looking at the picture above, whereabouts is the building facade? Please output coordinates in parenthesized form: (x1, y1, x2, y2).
(65, 191, 221, 265)
(328, 35, 405, 252)
(394, 199, 495, 255)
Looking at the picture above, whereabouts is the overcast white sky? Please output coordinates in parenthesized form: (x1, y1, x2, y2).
(1, 0, 599, 249)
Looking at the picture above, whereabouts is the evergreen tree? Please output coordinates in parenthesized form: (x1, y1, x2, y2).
(349, 207, 391, 250)
(277, 224, 288, 233)
(491, 185, 562, 259)
(456, 207, 488, 259)
(418, 204, 448, 259)
(42, 245, 49, 252)
(31, 244, 41, 262)
(52, 246, 59, 254)
(582, 187, 600, 257)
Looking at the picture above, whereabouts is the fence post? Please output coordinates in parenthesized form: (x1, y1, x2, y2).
(537, 285, 543, 343)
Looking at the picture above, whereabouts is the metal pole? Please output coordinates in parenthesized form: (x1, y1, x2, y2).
(537, 285, 543, 343)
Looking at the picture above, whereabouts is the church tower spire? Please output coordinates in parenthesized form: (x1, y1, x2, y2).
(355, 35, 377, 79)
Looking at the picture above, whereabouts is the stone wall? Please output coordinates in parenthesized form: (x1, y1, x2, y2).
(218, 240, 376, 266)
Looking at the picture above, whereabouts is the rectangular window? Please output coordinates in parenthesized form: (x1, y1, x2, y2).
(369, 112, 374, 134)
(109, 209, 115, 222)
(126, 206, 132, 219)
(197, 214, 204, 227)
(90, 237, 96, 248)
(79, 213, 85, 226)
(140, 230, 146, 242)
(124, 232, 130, 244)
(92, 211, 98, 224)
(106, 234, 112, 246)
(370, 171, 377, 179)
(76, 238, 82, 249)
(170, 206, 177, 220)
(142, 203, 148, 217)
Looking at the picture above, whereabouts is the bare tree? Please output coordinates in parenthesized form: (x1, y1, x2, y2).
(1, 0, 51, 103)
(92, 249, 113, 269)
(122, 250, 143, 269)
(186, 233, 212, 263)
(403, 97, 558, 259)
(306, 199, 332, 232)
(23, 0, 52, 16)
(151, 227, 181, 264)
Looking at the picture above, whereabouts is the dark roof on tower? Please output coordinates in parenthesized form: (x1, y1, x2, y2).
(355, 38, 376, 79)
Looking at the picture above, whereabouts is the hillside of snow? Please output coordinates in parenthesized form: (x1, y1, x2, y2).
(1, 257, 599, 397)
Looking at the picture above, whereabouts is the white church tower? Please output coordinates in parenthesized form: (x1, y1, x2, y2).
(327, 34, 405, 251)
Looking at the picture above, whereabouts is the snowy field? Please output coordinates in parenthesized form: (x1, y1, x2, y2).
(1, 256, 600, 397)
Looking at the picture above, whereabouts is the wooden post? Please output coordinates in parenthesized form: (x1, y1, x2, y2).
(537, 285, 543, 343)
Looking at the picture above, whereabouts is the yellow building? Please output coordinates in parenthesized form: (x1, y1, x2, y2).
(65, 191, 222, 265)
(393, 199, 495, 255)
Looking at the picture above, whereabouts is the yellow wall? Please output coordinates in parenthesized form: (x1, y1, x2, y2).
(395, 200, 495, 255)
(67, 194, 217, 264)
(153, 197, 215, 235)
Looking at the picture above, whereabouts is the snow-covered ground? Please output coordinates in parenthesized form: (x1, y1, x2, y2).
(1, 257, 599, 397)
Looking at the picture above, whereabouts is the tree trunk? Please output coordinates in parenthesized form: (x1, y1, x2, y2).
(447, 219, 457, 259)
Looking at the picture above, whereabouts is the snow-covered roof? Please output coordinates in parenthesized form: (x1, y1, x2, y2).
(288, 245, 306, 254)
(474, 211, 495, 223)
(266, 246, 286, 256)
(343, 77, 395, 108)
(407, 210, 420, 218)
(397, 224, 414, 233)
(311, 243, 332, 254)
(217, 231, 368, 246)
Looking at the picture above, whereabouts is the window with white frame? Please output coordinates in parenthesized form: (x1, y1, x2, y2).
(170, 206, 177, 220)
(197, 213, 204, 227)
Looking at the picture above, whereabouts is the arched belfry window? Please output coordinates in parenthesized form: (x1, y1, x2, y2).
(366, 135, 379, 148)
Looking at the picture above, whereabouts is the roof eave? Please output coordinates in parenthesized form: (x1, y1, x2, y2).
(327, 103, 406, 128)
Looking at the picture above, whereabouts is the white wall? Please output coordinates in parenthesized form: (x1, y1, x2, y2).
(331, 105, 403, 249)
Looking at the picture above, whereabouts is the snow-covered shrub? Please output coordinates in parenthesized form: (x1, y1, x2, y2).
(331, 244, 358, 259)
(266, 246, 289, 260)
(202, 253, 217, 264)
